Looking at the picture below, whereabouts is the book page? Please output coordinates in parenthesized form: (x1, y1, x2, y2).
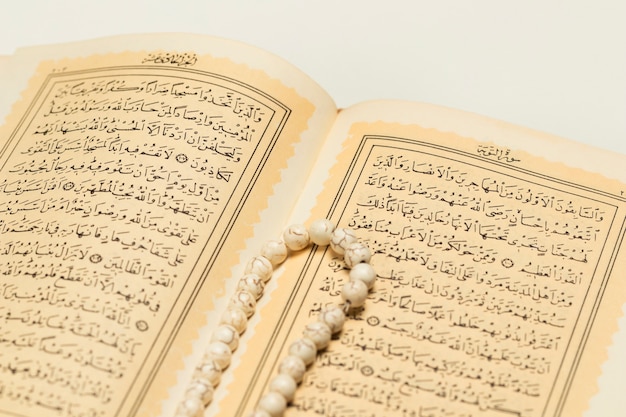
(221, 101, 626, 417)
(0, 35, 336, 417)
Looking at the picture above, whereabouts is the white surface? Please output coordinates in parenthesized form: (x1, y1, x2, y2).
(1, 1, 625, 416)
(1, 0, 624, 156)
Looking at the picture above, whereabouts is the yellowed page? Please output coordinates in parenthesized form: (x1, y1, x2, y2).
(221, 100, 626, 417)
(0, 35, 336, 417)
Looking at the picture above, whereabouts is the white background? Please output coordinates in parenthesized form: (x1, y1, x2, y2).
(1, 1, 625, 415)
(1, 0, 624, 155)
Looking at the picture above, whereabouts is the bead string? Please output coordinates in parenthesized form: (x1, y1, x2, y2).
(176, 219, 375, 417)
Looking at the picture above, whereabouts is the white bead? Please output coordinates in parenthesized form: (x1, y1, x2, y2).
(308, 219, 335, 246)
(245, 256, 273, 282)
(269, 373, 298, 402)
(195, 358, 222, 386)
(288, 337, 317, 366)
(210, 324, 239, 351)
(302, 321, 331, 350)
(278, 355, 306, 383)
(193, 373, 218, 390)
(258, 391, 287, 417)
(341, 279, 369, 308)
(220, 307, 248, 334)
(229, 289, 256, 317)
(193, 373, 220, 391)
(237, 273, 265, 299)
(349, 263, 376, 289)
(318, 305, 345, 334)
(329, 228, 357, 255)
(206, 341, 232, 370)
(179, 395, 203, 416)
(343, 241, 371, 268)
(260, 239, 288, 266)
(186, 379, 214, 405)
(283, 224, 310, 251)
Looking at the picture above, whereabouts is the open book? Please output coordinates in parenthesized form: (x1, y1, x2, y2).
(1, 34, 624, 417)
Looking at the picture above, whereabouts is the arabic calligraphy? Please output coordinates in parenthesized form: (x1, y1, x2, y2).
(142, 52, 198, 67)
(292, 143, 615, 417)
(0, 67, 279, 417)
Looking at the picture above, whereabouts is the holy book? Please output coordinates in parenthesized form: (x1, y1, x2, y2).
(0, 33, 624, 417)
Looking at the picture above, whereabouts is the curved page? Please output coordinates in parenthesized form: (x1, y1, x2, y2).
(225, 100, 626, 417)
(0, 34, 336, 417)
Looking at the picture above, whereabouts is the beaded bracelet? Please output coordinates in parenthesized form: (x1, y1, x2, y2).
(176, 219, 375, 417)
